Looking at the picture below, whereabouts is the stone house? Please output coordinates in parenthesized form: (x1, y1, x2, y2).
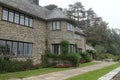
(0, 0, 86, 64)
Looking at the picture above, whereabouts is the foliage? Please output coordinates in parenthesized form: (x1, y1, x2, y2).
(75, 44, 78, 53)
(45, 53, 80, 67)
(95, 53, 115, 60)
(60, 40, 69, 55)
(95, 45, 107, 54)
(44, 4, 58, 10)
(81, 52, 91, 62)
(66, 2, 86, 28)
(0, 57, 38, 74)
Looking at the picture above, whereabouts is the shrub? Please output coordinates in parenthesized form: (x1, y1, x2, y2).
(61, 40, 69, 55)
(0, 57, 34, 74)
(81, 52, 91, 62)
(75, 44, 78, 53)
(44, 53, 80, 67)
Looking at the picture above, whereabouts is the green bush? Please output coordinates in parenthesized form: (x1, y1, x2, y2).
(44, 53, 80, 67)
(61, 40, 69, 55)
(0, 57, 34, 73)
(81, 52, 91, 62)
(95, 53, 115, 60)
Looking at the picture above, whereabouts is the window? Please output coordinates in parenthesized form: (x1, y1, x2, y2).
(0, 40, 6, 55)
(0, 39, 32, 57)
(12, 42, 18, 56)
(25, 16, 29, 26)
(6, 41, 12, 56)
(18, 42, 23, 56)
(14, 12, 19, 24)
(29, 18, 33, 27)
(78, 48, 82, 54)
(20, 14, 25, 25)
(2, 8, 33, 27)
(52, 44, 60, 54)
(2, 8, 8, 20)
(69, 44, 75, 53)
(28, 44, 32, 56)
(24, 43, 28, 56)
(8, 10, 14, 22)
(52, 21, 61, 30)
(67, 23, 74, 31)
(74, 34, 81, 40)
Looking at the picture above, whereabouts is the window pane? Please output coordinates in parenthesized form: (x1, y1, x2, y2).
(28, 44, 32, 56)
(18, 42, 24, 56)
(20, 14, 25, 25)
(14, 12, 19, 24)
(78, 48, 82, 54)
(67, 23, 74, 31)
(52, 21, 60, 30)
(74, 34, 80, 40)
(29, 18, 33, 27)
(8, 10, 14, 22)
(67, 23, 70, 30)
(52, 44, 60, 54)
(6, 41, 12, 56)
(70, 44, 74, 53)
(24, 43, 28, 56)
(0, 40, 6, 55)
(52, 22, 56, 30)
(57, 21, 60, 29)
(2, 9, 8, 20)
(12, 42, 18, 56)
(25, 16, 29, 26)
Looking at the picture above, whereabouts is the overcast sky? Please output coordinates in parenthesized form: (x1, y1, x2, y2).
(39, 0, 120, 29)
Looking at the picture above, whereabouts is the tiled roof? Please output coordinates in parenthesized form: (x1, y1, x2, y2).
(0, 0, 50, 20)
(47, 8, 68, 20)
(75, 27, 86, 36)
(0, 0, 68, 20)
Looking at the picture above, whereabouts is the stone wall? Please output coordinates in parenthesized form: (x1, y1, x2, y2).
(47, 21, 75, 50)
(75, 36, 86, 52)
(0, 6, 46, 64)
(47, 20, 86, 52)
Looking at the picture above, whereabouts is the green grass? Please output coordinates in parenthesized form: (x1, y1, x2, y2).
(0, 62, 99, 80)
(66, 62, 120, 80)
(79, 62, 100, 67)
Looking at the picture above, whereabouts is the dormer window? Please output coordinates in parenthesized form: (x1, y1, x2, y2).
(67, 23, 74, 31)
(52, 21, 61, 30)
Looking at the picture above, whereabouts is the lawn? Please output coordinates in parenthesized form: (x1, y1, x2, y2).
(66, 62, 120, 80)
(0, 62, 99, 80)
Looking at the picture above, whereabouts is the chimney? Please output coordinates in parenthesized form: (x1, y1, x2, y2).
(28, 0, 39, 5)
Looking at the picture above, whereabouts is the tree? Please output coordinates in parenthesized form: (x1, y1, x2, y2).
(66, 2, 86, 28)
(45, 4, 58, 10)
(85, 21, 108, 47)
